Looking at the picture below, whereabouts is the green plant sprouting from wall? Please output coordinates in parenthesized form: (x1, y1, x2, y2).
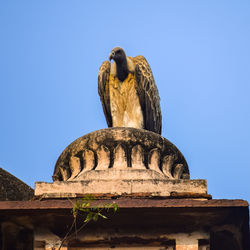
(72, 194, 118, 223)
(58, 194, 118, 249)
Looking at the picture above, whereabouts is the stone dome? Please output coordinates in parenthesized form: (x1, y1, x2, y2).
(53, 127, 189, 182)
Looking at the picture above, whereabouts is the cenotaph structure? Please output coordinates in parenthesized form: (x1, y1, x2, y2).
(0, 48, 248, 250)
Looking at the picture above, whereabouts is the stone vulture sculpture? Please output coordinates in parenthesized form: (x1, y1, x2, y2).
(98, 47, 162, 134)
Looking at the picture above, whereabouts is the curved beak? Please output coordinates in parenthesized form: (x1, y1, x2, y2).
(109, 51, 115, 61)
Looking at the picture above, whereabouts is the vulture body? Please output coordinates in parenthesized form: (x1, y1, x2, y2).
(98, 47, 162, 134)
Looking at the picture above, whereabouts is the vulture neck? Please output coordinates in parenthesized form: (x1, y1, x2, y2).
(115, 58, 129, 82)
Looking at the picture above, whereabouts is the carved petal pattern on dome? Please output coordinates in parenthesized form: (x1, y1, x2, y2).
(52, 128, 190, 181)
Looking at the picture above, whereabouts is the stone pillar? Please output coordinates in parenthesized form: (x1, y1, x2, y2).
(176, 244, 198, 250)
(175, 232, 209, 250)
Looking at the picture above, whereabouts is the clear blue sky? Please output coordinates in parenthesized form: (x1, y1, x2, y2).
(0, 1, 249, 201)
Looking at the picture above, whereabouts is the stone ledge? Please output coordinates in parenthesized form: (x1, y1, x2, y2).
(35, 179, 207, 198)
(0, 199, 248, 210)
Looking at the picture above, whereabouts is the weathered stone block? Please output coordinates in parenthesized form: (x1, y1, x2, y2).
(35, 172, 207, 198)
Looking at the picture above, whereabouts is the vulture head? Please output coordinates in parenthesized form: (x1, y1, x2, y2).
(109, 47, 126, 63)
(109, 47, 129, 82)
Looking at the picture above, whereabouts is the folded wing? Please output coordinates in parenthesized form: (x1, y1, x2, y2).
(131, 55, 162, 134)
(98, 60, 112, 127)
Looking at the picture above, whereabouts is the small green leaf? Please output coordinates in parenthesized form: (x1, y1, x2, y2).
(81, 202, 90, 208)
(93, 213, 99, 221)
(113, 204, 119, 213)
(98, 213, 108, 219)
(78, 207, 89, 213)
(84, 212, 93, 223)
